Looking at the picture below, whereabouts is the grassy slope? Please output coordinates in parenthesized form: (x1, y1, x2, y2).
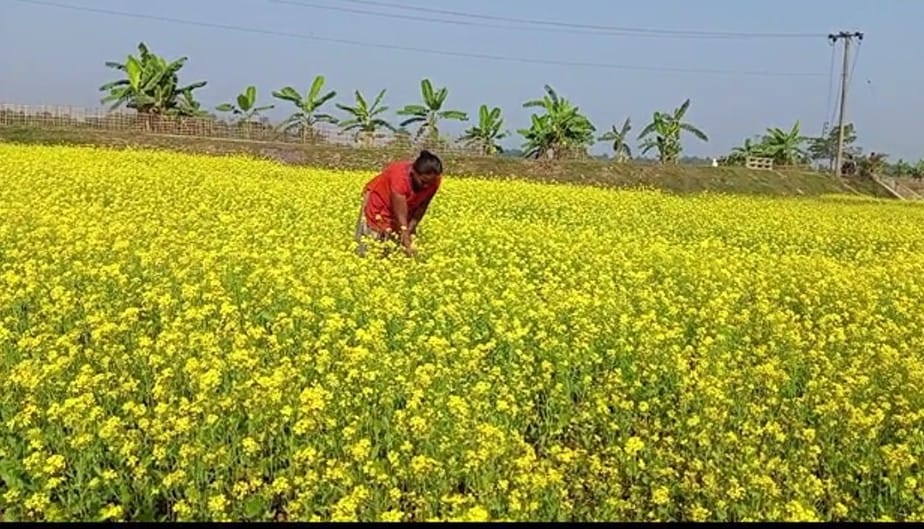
(0, 125, 895, 199)
(898, 178, 924, 197)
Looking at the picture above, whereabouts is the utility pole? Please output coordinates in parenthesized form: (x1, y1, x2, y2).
(828, 30, 863, 177)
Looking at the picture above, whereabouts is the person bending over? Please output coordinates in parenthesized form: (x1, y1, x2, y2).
(354, 150, 443, 257)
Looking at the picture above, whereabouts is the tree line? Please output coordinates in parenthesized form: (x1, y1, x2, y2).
(98, 42, 922, 177)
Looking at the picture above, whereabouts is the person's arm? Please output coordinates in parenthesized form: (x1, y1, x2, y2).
(407, 195, 433, 235)
(409, 179, 440, 235)
(390, 189, 414, 255)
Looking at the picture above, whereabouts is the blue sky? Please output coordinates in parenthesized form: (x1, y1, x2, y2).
(1, 0, 921, 159)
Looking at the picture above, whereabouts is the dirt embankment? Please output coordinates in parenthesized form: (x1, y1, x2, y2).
(1, 125, 895, 199)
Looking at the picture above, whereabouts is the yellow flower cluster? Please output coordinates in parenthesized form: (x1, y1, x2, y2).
(2, 144, 924, 522)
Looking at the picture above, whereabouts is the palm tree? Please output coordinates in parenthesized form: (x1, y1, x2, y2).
(460, 105, 509, 155)
(598, 117, 632, 162)
(99, 42, 207, 119)
(518, 84, 595, 159)
(397, 78, 468, 147)
(272, 75, 338, 142)
(335, 89, 396, 147)
(759, 121, 807, 166)
(638, 99, 707, 164)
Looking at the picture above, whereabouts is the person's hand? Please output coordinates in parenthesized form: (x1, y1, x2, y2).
(400, 229, 415, 257)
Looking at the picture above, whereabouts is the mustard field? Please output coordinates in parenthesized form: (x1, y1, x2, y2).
(2, 144, 924, 522)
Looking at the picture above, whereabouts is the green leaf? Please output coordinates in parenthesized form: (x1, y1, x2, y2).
(101, 91, 125, 105)
(99, 79, 129, 92)
(272, 86, 303, 105)
(420, 79, 434, 106)
(399, 116, 425, 127)
(177, 81, 207, 93)
(637, 121, 658, 140)
(432, 86, 448, 108)
(216, 103, 235, 112)
(243, 495, 268, 520)
(680, 122, 708, 142)
(125, 55, 142, 89)
(675, 98, 691, 119)
(478, 104, 489, 125)
(375, 119, 398, 132)
(620, 116, 632, 136)
(315, 91, 337, 107)
(308, 75, 326, 103)
(397, 105, 428, 116)
(339, 118, 361, 130)
(439, 110, 468, 121)
(335, 103, 360, 117)
(354, 90, 368, 111)
(0, 465, 24, 490)
(237, 93, 251, 112)
(543, 84, 559, 103)
(279, 114, 305, 132)
(371, 88, 387, 111)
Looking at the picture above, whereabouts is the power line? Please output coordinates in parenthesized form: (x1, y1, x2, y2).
(847, 39, 863, 91)
(330, 0, 827, 39)
(271, 0, 823, 40)
(270, 0, 622, 38)
(827, 34, 863, 136)
(829, 30, 864, 177)
(824, 40, 838, 135)
(11, 0, 829, 77)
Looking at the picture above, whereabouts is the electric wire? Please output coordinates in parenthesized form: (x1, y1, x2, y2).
(10, 0, 829, 77)
(327, 0, 827, 39)
(271, 0, 826, 40)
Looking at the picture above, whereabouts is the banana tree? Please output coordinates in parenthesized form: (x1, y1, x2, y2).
(519, 84, 595, 159)
(460, 105, 508, 155)
(99, 42, 207, 118)
(335, 88, 396, 147)
(759, 121, 807, 166)
(397, 79, 468, 147)
(272, 75, 338, 142)
(724, 136, 767, 165)
(168, 87, 210, 118)
(216, 85, 274, 123)
(638, 99, 707, 164)
(891, 159, 914, 178)
(598, 117, 632, 162)
(519, 114, 554, 159)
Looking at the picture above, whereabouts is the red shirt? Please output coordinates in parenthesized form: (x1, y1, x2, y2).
(362, 161, 441, 232)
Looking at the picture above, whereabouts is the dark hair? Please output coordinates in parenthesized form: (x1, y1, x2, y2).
(412, 150, 443, 175)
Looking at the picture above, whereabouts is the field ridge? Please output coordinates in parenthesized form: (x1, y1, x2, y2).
(0, 125, 895, 199)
